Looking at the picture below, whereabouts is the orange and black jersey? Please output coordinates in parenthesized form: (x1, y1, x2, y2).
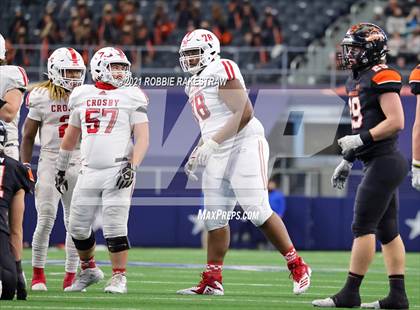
(0, 153, 33, 235)
(409, 64, 420, 95)
(345, 64, 402, 160)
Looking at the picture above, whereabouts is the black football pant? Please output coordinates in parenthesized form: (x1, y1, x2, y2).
(0, 231, 17, 300)
(352, 151, 409, 244)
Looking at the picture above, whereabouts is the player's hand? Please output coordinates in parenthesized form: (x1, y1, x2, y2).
(16, 270, 27, 300)
(195, 139, 219, 166)
(23, 163, 35, 193)
(184, 149, 198, 181)
(412, 161, 420, 191)
(16, 261, 27, 300)
(55, 170, 68, 194)
(331, 159, 353, 189)
(337, 134, 364, 153)
(116, 162, 136, 189)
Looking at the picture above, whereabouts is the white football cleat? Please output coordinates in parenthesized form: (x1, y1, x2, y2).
(104, 273, 127, 294)
(64, 267, 104, 292)
(361, 301, 381, 309)
(177, 272, 224, 295)
(312, 297, 337, 307)
(287, 257, 312, 295)
(31, 282, 48, 291)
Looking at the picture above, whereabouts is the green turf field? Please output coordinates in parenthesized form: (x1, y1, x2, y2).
(1, 248, 419, 309)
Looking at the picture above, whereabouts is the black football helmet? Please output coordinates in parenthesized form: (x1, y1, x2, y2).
(0, 120, 7, 152)
(339, 23, 388, 71)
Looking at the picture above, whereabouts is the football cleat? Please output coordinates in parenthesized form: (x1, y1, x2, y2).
(63, 272, 76, 290)
(361, 299, 409, 309)
(31, 270, 47, 291)
(64, 267, 104, 292)
(104, 273, 127, 294)
(312, 297, 337, 307)
(177, 271, 224, 295)
(288, 257, 312, 295)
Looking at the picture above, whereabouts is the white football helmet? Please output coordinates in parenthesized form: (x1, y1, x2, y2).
(90, 47, 131, 87)
(0, 33, 6, 61)
(179, 29, 220, 74)
(47, 47, 86, 91)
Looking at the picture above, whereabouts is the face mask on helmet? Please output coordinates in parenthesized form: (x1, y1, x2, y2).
(179, 47, 204, 74)
(340, 44, 367, 70)
(57, 68, 86, 90)
(107, 62, 131, 87)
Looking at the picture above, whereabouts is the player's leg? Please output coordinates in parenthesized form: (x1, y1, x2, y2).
(314, 152, 408, 308)
(362, 189, 409, 309)
(101, 171, 133, 294)
(31, 155, 61, 291)
(65, 168, 104, 292)
(177, 155, 236, 295)
(0, 231, 17, 300)
(60, 162, 81, 289)
(232, 137, 311, 294)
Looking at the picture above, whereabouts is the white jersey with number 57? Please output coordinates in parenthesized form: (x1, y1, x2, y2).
(185, 58, 264, 150)
(68, 84, 148, 169)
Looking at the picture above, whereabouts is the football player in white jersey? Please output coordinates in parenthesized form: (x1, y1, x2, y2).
(177, 29, 311, 296)
(55, 47, 149, 294)
(0, 32, 31, 299)
(0, 33, 29, 160)
(20, 47, 86, 291)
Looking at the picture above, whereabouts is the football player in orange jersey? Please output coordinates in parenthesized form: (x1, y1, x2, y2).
(409, 64, 420, 190)
(313, 23, 409, 309)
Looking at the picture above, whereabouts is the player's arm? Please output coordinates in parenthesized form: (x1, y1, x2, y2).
(8, 189, 25, 261)
(20, 118, 41, 164)
(212, 79, 254, 144)
(131, 122, 149, 168)
(60, 124, 81, 152)
(413, 96, 420, 159)
(0, 88, 23, 122)
(370, 92, 404, 140)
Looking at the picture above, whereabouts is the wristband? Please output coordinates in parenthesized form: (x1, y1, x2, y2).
(413, 159, 420, 169)
(360, 131, 373, 145)
(57, 149, 72, 171)
(343, 149, 356, 163)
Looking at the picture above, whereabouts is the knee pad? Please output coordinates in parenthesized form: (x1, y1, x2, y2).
(242, 203, 273, 227)
(376, 220, 399, 245)
(351, 220, 376, 238)
(105, 236, 130, 253)
(204, 218, 229, 232)
(72, 230, 95, 251)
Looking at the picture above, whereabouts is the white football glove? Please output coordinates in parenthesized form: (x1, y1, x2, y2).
(338, 134, 364, 154)
(116, 162, 136, 189)
(331, 159, 353, 189)
(184, 147, 199, 181)
(412, 160, 420, 191)
(195, 139, 219, 166)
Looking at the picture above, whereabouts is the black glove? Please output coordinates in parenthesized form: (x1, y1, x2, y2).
(55, 170, 68, 194)
(23, 163, 35, 194)
(16, 261, 27, 300)
(116, 163, 136, 189)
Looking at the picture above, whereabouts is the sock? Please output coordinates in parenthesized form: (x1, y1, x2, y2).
(80, 257, 96, 270)
(205, 261, 223, 276)
(379, 275, 409, 309)
(332, 272, 363, 307)
(16, 261, 23, 274)
(33, 267, 45, 278)
(283, 246, 298, 264)
(112, 268, 126, 276)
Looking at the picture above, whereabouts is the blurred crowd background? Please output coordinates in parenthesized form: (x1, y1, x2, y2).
(0, 0, 419, 85)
